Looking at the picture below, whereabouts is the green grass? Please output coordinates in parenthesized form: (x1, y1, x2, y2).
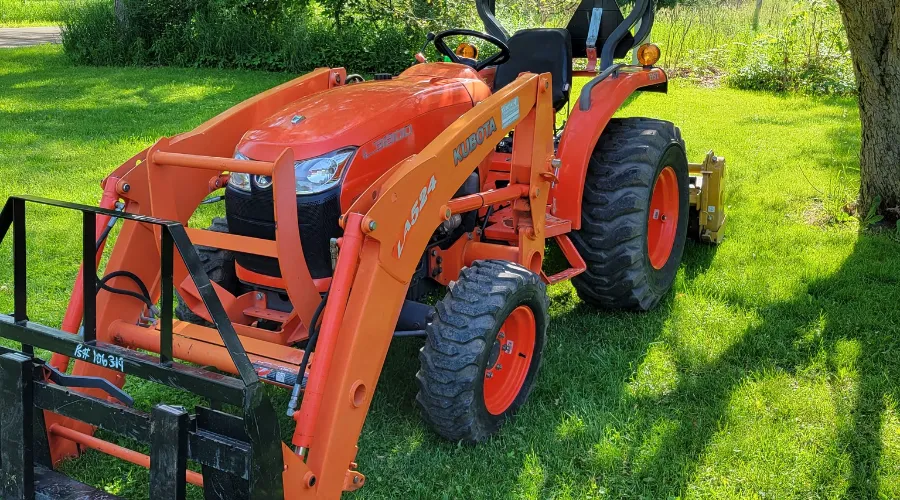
(2, 45, 899, 499)
(0, 0, 102, 26)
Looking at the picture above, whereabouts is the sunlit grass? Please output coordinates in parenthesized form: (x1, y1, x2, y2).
(0, 0, 104, 26)
(1, 45, 899, 499)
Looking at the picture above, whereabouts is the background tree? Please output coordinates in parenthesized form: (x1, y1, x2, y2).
(835, 0, 900, 217)
(752, 0, 763, 30)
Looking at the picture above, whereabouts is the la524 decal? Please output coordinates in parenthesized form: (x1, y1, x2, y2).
(397, 175, 437, 258)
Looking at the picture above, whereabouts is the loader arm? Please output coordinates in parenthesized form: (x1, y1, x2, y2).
(291, 71, 558, 495)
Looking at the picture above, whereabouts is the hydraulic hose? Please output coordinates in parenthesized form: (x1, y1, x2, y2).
(286, 290, 329, 417)
(97, 270, 158, 316)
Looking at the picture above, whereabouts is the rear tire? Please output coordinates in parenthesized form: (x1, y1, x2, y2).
(571, 118, 689, 311)
(416, 260, 548, 442)
(175, 218, 238, 324)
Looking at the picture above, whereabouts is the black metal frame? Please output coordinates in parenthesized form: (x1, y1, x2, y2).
(476, 0, 509, 42)
(0, 195, 286, 500)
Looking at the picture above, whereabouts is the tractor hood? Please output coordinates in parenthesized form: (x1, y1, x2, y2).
(237, 75, 479, 161)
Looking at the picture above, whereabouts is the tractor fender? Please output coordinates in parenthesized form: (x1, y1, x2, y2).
(553, 67, 668, 230)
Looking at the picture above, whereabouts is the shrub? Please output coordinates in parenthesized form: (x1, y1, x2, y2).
(62, 0, 426, 74)
(725, 1, 855, 96)
(655, 0, 855, 96)
(61, 3, 129, 66)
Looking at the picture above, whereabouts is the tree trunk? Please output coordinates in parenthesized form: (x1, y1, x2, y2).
(752, 0, 763, 30)
(835, 0, 900, 216)
(114, 0, 127, 26)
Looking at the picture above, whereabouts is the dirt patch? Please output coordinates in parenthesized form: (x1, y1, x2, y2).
(795, 197, 856, 228)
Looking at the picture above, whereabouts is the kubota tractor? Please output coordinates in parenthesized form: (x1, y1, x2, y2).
(0, 0, 726, 498)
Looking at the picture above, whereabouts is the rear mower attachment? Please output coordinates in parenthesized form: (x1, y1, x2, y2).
(689, 151, 727, 244)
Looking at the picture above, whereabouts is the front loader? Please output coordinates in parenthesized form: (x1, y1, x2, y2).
(0, 0, 727, 498)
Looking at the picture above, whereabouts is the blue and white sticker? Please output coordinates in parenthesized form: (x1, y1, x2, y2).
(501, 97, 520, 129)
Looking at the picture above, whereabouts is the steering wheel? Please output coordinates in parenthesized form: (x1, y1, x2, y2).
(433, 29, 511, 72)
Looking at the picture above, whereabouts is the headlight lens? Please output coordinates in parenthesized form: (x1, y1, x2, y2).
(228, 152, 252, 191)
(294, 148, 356, 194)
(228, 148, 356, 195)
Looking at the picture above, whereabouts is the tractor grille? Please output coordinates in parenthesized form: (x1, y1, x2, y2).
(225, 184, 342, 280)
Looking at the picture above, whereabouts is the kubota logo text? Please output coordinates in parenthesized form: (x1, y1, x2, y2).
(453, 117, 498, 166)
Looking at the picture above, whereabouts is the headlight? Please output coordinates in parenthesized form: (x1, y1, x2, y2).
(228, 148, 356, 195)
(228, 152, 252, 191)
(294, 148, 356, 194)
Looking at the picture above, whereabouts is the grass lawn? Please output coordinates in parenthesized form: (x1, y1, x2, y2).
(0, 0, 101, 26)
(2, 45, 900, 499)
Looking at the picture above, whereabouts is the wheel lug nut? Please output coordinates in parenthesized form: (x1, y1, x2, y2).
(485, 371, 493, 379)
(496, 364, 502, 370)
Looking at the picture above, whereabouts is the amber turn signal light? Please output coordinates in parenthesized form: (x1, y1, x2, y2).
(454, 43, 479, 59)
(637, 43, 661, 67)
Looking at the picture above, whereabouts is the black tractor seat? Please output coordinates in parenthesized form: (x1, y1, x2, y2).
(493, 28, 573, 111)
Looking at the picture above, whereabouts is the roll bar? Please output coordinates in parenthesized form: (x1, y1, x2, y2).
(476, 0, 509, 42)
(601, 0, 655, 70)
(475, 0, 657, 71)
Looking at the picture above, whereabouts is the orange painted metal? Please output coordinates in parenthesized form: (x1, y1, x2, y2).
(478, 65, 497, 88)
(185, 227, 279, 258)
(111, 321, 303, 382)
(292, 213, 365, 450)
(446, 184, 529, 214)
(269, 148, 322, 327)
(464, 241, 520, 266)
(555, 67, 669, 228)
(153, 151, 275, 175)
(541, 234, 587, 284)
(291, 73, 558, 495)
(177, 279, 255, 323)
(235, 262, 332, 294)
(483, 206, 572, 242)
(302, 240, 409, 494)
(431, 237, 521, 286)
(280, 444, 314, 495)
(147, 143, 320, 329)
(236, 262, 285, 289)
(32, 58, 672, 498)
(349, 73, 541, 281)
(483, 305, 535, 415)
(647, 165, 679, 269)
(49, 424, 205, 487)
(428, 233, 473, 286)
(42, 68, 342, 468)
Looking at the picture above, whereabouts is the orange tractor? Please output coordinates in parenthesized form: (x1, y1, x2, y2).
(0, 0, 725, 498)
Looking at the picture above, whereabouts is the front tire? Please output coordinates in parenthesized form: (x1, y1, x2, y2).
(571, 118, 689, 311)
(416, 260, 548, 442)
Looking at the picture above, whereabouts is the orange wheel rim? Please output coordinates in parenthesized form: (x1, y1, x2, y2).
(483, 306, 536, 415)
(647, 166, 679, 270)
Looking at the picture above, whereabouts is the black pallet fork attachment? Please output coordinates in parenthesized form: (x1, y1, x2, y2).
(0, 195, 286, 500)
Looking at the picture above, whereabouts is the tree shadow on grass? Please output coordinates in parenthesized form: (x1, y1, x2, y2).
(355, 227, 900, 498)
(630, 231, 900, 497)
(349, 241, 720, 498)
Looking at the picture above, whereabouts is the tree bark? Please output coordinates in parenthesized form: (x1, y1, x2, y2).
(114, 0, 127, 26)
(752, 0, 763, 30)
(835, 0, 900, 216)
